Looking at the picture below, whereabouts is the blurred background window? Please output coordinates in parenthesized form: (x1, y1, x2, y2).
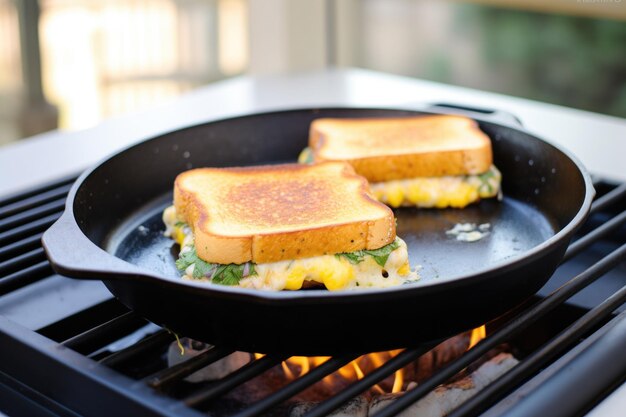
(0, 0, 624, 146)
(334, 0, 626, 119)
(0, 0, 248, 145)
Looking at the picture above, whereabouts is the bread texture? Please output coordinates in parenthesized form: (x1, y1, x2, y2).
(173, 162, 395, 264)
(309, 115, 493, 182)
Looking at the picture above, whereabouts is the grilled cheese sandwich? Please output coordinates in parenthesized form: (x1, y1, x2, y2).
(303, 115, 502, 208)
(163, 162, 418, 291)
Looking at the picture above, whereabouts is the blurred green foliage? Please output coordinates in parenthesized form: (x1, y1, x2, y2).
(455, 5, 626, 117)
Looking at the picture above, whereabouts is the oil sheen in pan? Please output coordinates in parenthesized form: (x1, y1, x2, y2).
(106, 191, 557, 286)
(105, 193, 181, 280)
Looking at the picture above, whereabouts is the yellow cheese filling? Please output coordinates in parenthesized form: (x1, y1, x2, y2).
(162, 206, 418, 291)
(370, 165, 502, 209)
(298, 148, 501, 209)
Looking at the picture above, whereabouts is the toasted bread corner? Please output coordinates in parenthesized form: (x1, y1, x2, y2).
(309, 114, 493, 182)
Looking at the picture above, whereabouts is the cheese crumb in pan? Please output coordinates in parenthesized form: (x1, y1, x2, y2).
(446, 222, 491, 242)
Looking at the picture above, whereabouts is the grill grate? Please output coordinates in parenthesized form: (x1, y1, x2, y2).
(182, 354, 289, 408)
(0, 176, 625, 417)
(0, 176, 74, 294)
(450, 288, 626, 417)
(374, 244, 626, 417)
(147, 346, 236, 389)
(61, 311, 148, 355)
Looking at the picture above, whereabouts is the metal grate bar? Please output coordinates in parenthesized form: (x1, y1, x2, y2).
(37, 298, 128, 341)
(62, 311, 147, 355)
(371, 243, 626, 417)
(0, 213, 60, 246)
(501, 311, 626, 417)
(563, 210, 626, 262)
(0, 185, 70, 219)
(183, 354, 288, 408)
(0, 247, 46, 276)
(232, 355, 358, 417)
(447, 282, 626, 417)
(589, 184, 626, 215)
(0, 184, 71, 219)
(147, 346, 235, 389)
(304, 344, 438, 417)
(0, 198, 65, 232)
(0, 315, 204, 417)
(0, 233, 43, 262)
(0, 176, 75, 208)
(0, 260, 52, 296)
(99, 330, 174, 368)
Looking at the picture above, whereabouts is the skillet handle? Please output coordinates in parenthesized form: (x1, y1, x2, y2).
(42, 210, 150, 281)
(427, 103, 523, 128)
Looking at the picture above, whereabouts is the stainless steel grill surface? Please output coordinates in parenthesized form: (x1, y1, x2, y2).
(0, 175, 625, 417)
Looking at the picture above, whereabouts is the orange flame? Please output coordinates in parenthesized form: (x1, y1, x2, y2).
(252, 327, 484, 395)
(278, 351, 405, 394)
(468, 325, 487, 349)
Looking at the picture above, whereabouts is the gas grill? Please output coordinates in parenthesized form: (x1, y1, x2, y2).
(1, 174, 625, 417)
(0, 70, 625, 416)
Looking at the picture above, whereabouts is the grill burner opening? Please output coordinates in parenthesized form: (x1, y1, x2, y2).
(173, 327, 485, 393)
(94, 301, 592, 417)
(93, 297, 602, 417)
(162, 326, 514, 416)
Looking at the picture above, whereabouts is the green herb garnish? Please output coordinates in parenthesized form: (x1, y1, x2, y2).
(174, 221, 188, 228)
(175, 246, 257, 285)
(192, 258, 215, 279)
(335, 238, 401, 267)
(212, 264, 246, 285)
(362, 239, 401, 267)
(175, 249, 199, 271)
(165, 328, 185, 355)
(335, 252, 364, 265)
(478, 167, 496, 194)
(299, 147, 314, 164)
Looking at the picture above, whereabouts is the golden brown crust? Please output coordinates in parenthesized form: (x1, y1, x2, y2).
(173, 162, 395, 264)
(309, 115, 493, 182)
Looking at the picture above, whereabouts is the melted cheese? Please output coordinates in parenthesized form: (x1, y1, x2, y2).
(298, 147, 501, 209)
(370, 165, 502, 209)
(163, 206, 418, 291)
(240, 239, 416, 291)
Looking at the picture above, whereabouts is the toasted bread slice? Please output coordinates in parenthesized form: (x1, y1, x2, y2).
(174, 162, 395, 264)
(309, 115, 493, 182)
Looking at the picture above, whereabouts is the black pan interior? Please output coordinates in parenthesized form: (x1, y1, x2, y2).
(107, 190, 555, 285)
(83, 108, 578, 285)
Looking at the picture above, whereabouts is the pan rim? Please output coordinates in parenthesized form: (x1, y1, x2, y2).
(58, 106, 595, 303)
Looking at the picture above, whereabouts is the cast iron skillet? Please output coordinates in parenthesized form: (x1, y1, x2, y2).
(42, 105, 594, 355)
